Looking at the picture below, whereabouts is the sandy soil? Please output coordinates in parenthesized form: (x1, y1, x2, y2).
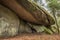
(0, 33, 60, 40)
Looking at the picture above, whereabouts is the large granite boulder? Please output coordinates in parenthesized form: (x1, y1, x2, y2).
(0, 0, 55, 26)
(17, 0, 55, 26)
(0, 0, 56, 37)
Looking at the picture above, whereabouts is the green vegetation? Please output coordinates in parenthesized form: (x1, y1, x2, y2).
(48, 0, 60, 33)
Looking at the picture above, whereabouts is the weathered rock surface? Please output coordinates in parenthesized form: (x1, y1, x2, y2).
(0, 5, 20, 37)
(0, 5, 33, 37)
(0, 0, 55, 26)
(18, 20, 32, 33)
(17, 0, 55, 26)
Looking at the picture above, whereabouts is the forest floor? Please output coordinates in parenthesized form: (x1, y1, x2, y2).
(0, 33, 60, 40)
